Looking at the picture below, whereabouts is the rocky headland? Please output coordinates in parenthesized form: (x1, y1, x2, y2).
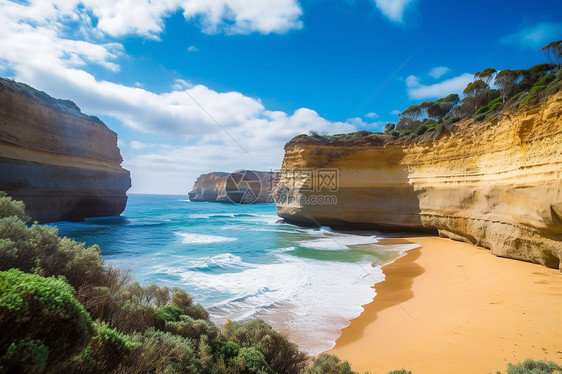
(189, 170, 279, 203)
(276, 91, 562, 270)
(0, 78, 131, 222)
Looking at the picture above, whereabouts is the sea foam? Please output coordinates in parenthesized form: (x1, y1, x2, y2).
(178, 232, 237, 244)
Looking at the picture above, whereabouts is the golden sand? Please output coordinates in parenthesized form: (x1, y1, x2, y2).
(328, 237, 562, 374)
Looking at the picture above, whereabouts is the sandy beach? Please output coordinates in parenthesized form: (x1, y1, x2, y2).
(328, 237, 562, 374)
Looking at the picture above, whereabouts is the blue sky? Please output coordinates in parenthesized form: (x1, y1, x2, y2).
(1, 0, 561, 194)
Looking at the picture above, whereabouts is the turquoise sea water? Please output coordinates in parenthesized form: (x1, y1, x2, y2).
(53, 194, 418, 354)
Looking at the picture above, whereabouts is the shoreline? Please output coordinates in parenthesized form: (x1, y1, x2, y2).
(328, 236, 562, 373)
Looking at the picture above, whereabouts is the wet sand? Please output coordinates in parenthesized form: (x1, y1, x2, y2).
(328, 236, 562, 374)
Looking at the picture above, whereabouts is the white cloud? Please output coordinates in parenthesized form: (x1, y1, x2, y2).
(0, 0, 303, 40)
(130, 141, 150, 149)
(391, 109, 401, 116)
(0, 0, 351, 194)
(406, 73, 473, 100)
(405, 75, 420, 87)
(429, 66, 449, 79)
(500, 22, 562, 50)
(364, 112, 379, 119)
(187, 46, 199, 52)
(373, 0, 413, 22)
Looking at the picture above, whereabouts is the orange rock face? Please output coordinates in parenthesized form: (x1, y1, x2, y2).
(0, 78, 131, 222)
(276, 92, 562, 270)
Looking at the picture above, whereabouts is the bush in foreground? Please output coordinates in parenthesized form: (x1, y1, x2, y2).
(504, 359, 562, 374)
(0, 192, 368, 373)
(0, 269, 92, 371)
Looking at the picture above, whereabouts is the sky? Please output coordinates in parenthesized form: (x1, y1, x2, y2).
(1, 0, 561, 194)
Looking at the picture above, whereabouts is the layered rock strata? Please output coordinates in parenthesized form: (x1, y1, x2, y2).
(189, 171, 279, 203)
(0, 78, 131, 222)
(276, 92, 562, 270)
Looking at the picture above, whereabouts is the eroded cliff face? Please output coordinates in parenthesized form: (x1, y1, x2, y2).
(276, 92, 562, 270)
(189, 171, 279, 203)
(0, 78, 131, 222)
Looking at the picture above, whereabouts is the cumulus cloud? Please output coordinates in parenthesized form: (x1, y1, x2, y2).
(406, 73, 473, 100)
(391, 109, 401, 116)
(429, 66, 450, 79)
(500, 22, 562, 50)
(0, 0, 303, 40)
(0, 0, 351, 193)
(187, 46, 199, 52)
(130, 141, 150, 149)
(364, 112, 379, 119)
(373, 0, 413, 22)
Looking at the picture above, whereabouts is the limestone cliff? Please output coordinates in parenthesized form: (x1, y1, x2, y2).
(0, 78, 131, 222)
(189, 171, 279, 203)
(276, 92, 562, 270)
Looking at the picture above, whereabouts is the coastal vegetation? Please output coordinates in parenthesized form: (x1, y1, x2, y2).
(2, 192, 560, 373)
(293, 40, 562, 143)
(0, 191, 359, 373)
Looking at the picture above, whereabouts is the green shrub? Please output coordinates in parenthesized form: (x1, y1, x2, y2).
(433, 123, 445, 139)
(184, 303, 210, 320)
(388, 370, 412, 374)
(117, 329, 199, 374)
(0, 193, 365, 374)
(171, 287, 193, 309)
(0, 214, 110, 292)
(225, 319, 308, 374)
(0, 192, 29, 222)
(237, 347, 275, 374)
(217, 340, 241, 360)
(546, 83, 560, 95)
(521, 73, 556, 105)
(1, 339, 49, 374)
(87, 322, 138, 371)
(165, 316, 219, 341)
(307, 353, 357, 374)
(413, 124, 427, 136)
(0, 269, 93, 369)
(157, 304, 185, 324)
(505, 358, 562, 374)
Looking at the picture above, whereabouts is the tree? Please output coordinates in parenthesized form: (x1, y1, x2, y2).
(541, 40, 562, 71)
(495, 69, 519, 101)
(474, 68, 497, 84)
(427, 94, 460, 122)
(400, 104, 424, 121)
(384, 123, 395, 134)
(462, 79, 489, 113)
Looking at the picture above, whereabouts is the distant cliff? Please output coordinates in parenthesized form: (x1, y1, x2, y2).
(0, 78, 131, 222)
(189, 171, 279, 203)
(276, 91, 562, 270)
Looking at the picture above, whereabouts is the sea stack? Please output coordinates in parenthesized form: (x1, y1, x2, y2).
(189, 170, 280, 203)
(0, 78, 131, 222)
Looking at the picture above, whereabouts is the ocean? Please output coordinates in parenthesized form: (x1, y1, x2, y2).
(52, 194, 418, 354)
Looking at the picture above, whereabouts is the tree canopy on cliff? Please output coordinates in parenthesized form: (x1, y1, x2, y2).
(541, 40, 562, 71)
(371, 40, 562, 141)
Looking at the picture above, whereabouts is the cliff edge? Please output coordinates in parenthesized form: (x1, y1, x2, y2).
(276, 92, 562, 270)
(0, 78, 131, 222)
